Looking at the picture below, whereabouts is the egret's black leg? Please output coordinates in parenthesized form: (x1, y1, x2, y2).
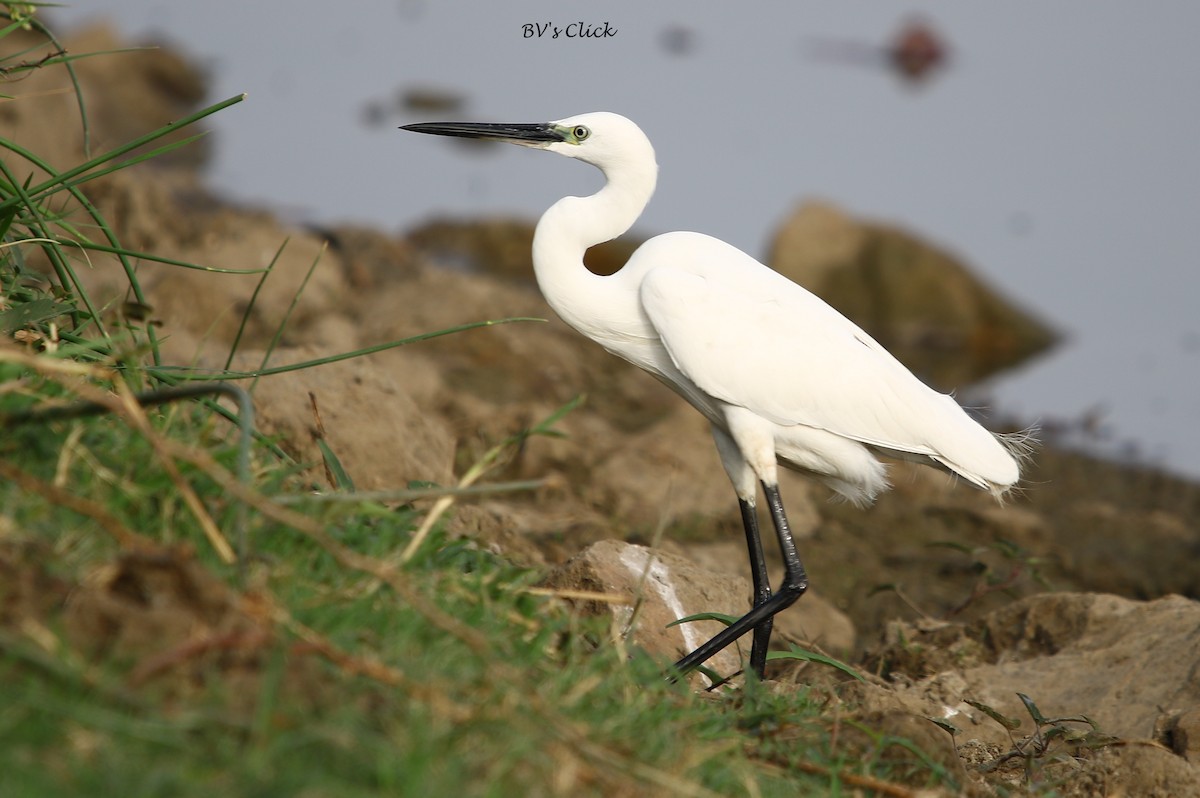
(763, 483, 809, 602)
(738, 498, 774, 679)
(673, 483, 808, 678)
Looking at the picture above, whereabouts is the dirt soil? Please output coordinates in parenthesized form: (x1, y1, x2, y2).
(5, 22, 1200, 795)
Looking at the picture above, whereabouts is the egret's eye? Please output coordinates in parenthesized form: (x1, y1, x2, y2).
(572, 125, 590, 141)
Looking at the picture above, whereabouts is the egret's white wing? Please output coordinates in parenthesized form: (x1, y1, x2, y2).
(637, 232, 1011, 479)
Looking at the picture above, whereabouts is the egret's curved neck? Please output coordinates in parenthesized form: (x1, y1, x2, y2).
(531, 158, 657, 336)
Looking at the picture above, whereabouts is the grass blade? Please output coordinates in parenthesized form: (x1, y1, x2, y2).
(225, 239, 288, 370)
(0, 94, 247, 212)
(316, 438, 356, 491)
(767, 645, 866, 682)
(152, 318, 548, 380)
(666, 611, 739, 628)
(252, 241, 324, 393)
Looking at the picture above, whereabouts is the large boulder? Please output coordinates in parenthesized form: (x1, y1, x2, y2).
(0, 22, 209, 173)
(767, 201, 1057, 390)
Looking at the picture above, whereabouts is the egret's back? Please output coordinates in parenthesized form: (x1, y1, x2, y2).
(632, 231, 1021, 501)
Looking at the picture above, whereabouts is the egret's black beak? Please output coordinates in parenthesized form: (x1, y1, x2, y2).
(400, 121, 565, 145)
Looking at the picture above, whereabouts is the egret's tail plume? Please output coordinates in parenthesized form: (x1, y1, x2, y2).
(990, 424, 1039, 500)
(924, 422, 1039, 502)
(998, 425, 1040, 464)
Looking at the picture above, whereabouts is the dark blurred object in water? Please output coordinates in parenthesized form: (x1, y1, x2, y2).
(806, 17, 950, 86)
(659, 24, 696, 57)
(362, 84, 466, 127)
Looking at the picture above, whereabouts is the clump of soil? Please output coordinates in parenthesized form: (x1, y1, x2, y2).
(1, 541, 327, 717)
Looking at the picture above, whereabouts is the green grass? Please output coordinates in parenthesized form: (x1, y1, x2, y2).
(0, 8, 958, 796)
(0, 389, 954, 797)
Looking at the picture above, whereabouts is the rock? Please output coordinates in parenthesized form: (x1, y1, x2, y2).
(234, 346, 456, 491)
(662, 538, 854, 656)
(67, 24, 210, 167)
(1165, 707, 1200, 763)
(543, 539, 746, 680)
(0, 23, 210, 173)
(1065, 744, 1200, 798)
(767, 200, 1057, 389)
(315, 224, 422, 289)
(61, 168, 362, 368)
(3, 23, 367, 369)
(851, 592, 1200, 794)
(868, 592, 1200, 746)
(0, 541, 329, 716)
(1058, 503, 1200, 597)
(848, 709, 968, 784)
(542, 539, 856, 681)
(589, 409, 772, 535)
(407, 218, 537, 281)
(78, 169, 227, 254)
(764, 201, 867, 286)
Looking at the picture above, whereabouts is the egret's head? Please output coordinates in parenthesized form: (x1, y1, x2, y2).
(543, 112, 656, 171)
(402, 111, 656, 175)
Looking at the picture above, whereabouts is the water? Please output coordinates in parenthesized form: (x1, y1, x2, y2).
(51, 1, 1200, 479)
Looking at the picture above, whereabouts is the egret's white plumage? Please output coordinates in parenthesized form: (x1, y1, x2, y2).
(403, 111, 1026, 678)
(524, 112, 1020, 503)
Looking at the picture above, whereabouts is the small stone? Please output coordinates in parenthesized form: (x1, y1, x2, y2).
(1169, 707, 1200, 762)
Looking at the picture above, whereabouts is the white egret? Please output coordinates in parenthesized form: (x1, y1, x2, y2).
(402, 112, 1027, 679)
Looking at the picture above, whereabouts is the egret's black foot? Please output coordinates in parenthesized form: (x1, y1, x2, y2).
(669, 482, 809, 683)
(671, 578, 807, 678)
